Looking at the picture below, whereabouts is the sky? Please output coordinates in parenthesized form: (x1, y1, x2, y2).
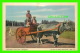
(6, 5, 75, 23)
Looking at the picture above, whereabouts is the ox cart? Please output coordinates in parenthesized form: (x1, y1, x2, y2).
(16, 25, 59, 44)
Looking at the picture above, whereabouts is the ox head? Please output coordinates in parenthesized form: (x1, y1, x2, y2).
(60, 21, 71, 32)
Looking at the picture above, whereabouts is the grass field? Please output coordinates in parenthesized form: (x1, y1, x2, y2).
(60, 31, 75, 40)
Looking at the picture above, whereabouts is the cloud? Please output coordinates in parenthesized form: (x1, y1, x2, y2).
(33, 15, 47, 18)
(15, 8, 71, 14)
(8, 8, 71, 18)
(53, 8, 70, 12)
(8, 15, 26, 18)
(15, 8, 53, 13)
(7, 14, 48, 18)
(31, 9, 53, 12)
(16, 11, 26, 13)
(7, 14, 67, 19)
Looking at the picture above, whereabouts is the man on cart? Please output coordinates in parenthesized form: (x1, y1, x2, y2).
(32, 16, 37, 26)
(26, 10, 37, 27)
(26, 10, 32, 27)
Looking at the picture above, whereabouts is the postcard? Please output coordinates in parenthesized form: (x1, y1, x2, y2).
(3, 3, 77, 50)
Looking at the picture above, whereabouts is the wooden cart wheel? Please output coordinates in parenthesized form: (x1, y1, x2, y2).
(16, 28, 26, 44)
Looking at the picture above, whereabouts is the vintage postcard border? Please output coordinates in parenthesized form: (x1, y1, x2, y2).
(2, 3, 78, 51)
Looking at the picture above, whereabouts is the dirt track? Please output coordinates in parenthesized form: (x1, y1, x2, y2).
(6, 27, 75, 48)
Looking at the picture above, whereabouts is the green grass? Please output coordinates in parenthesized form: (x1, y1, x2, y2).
(60, 31, 75, 40)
